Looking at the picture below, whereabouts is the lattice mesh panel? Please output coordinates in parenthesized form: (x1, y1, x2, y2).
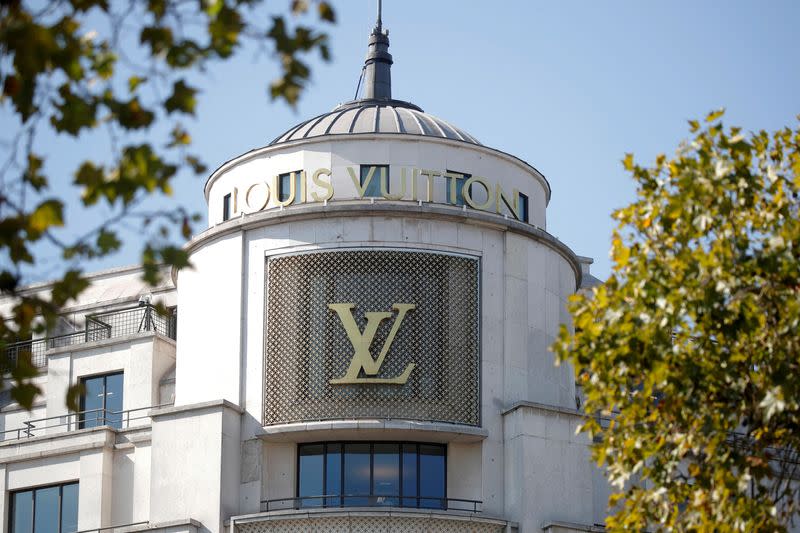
(237, 516, 505, 533)
(264, 249, 480, 426)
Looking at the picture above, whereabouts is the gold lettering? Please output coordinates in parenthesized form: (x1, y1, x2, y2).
(496, 184, 521, 219)
(382, 167, 406, 200)
(245, 182, 270, 211)
(420, 169, 438, 202)
(311, 168, 334, 201)
(411, 168, 420, 200)
(444, 172, 461, 204)
(463, 175, 493, 211)
(232, 186, 239, 214)
(348, 166, 375, 197)
(273, 173, 297, 207)
(328, 303, 416, 385)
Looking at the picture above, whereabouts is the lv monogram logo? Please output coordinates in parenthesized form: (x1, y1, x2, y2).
(328, 303, 416, 385)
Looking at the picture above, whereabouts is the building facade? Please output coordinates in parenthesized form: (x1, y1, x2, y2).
(0, 11, 610, 533)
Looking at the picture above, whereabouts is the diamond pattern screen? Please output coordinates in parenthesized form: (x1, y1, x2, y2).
(264, 249, 480, 426)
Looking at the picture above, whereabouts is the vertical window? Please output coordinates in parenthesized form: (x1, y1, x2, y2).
(519, 192, 529, 223)
(296, 442, 446, 509)
(222, 193, 231, 221)
(343, 443, 370, 506)
(79, 372, 124, 429)
(360, 165, 389, 197)
(278, 171, 303, 202)
(419, 444, 446, 509)
(10, 482, 78, 533)
(298, 444, 324, 507)
(445, 171, 470, 206)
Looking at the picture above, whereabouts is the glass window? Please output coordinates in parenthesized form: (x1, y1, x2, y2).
(373, 443, 399, 506)
(10, 482, 79, 533)
(79, 372, 124, 429)
(222, 193, 231, 221)
(446, 171, 470, 206)
(360, 165, 389, 198)
(298, 444, 324, 507)
(401, 443, 418, 507)
(344, 443, 370, 506)
(278, 171, 302, 203)
(297, 442, 445, 509)
(519, 192, 529, 223)
(419, 444, 446, 509)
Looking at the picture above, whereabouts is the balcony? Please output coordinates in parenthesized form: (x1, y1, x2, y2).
(3, 304, 177, 369)
(262, 495, 483, 513)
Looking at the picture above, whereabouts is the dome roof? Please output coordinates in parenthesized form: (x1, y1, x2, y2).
(269, 99, 481, 147)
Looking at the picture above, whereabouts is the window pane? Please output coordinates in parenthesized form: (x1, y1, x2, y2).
(104, 373, 124, 429)
(11, 490, 33, 533)
(80, 375, 104, 428)
(33, 486, 59, 533)
(298, 444, 324, 507)
(373, 443, 399, 506)
(325, 444, 342, 507)
(519, 193, 529, 223)
(419, 445, 445, 509)
(343, 443, 370, 506)
(360, 166, 387, 197)
(401, 444, 417, 508)
(60, 484, 79, 533)
(222, 194, 231, 221)
(446, 172, 469, 206)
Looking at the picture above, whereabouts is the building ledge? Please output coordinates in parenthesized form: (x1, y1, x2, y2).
(258, 419, 488, 443)
(47, 331, 175, 358)
(230, 507, 515, 532)
(542, 520, 605, 532)
(502, 400, 585, 419)
(150, 399, 244, 419)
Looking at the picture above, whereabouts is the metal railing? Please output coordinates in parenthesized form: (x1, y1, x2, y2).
(261, 495, 482, 513)
(3, 304, 176, 370)
(0, 404, 171, 441)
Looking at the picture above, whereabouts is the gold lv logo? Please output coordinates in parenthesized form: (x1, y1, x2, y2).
(328, 303, 416, 385)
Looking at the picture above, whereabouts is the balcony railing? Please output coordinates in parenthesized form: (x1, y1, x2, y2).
(3, 304, 176, 369)
(0, 404, 172, 442)
(261, 495, 483, 513)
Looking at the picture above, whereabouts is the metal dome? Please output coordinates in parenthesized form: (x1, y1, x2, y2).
(269, 99, 482, 146)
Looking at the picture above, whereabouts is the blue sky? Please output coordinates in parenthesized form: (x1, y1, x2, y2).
(6, 0, 799, 282)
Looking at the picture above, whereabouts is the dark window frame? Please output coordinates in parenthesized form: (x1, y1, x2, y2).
(445, 170, 471, 206)
(278, 170, 303, 203)
(296, 441, 447, 509)
(519, 192, 529, 223)
(222, 193, 231, 221)
(9, 481, 79, 533)
(78, 371, 124, 429)
(359, 165, 390, 198)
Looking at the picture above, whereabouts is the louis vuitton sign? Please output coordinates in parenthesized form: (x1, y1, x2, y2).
(263, 249, 480, 427)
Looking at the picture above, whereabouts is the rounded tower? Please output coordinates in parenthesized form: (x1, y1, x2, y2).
(169, 8, 603, 533)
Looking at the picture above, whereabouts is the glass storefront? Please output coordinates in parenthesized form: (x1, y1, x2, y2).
(298, 442, 446, 509)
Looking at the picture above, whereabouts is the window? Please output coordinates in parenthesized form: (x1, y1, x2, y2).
(297, 442, 446, 509)
(359, 165, 389, 197)
(10, 482, 78, 533)
(278, 171, 302, 202)
(222, 193, 231, 221)
(79, 372, 123, 429)
(445, 171, 470, 206)
(519, 192, 529, 223)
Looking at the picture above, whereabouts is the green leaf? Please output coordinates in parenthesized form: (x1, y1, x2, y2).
(28, 200, 64, 234)
(164, 80, 197, 115)
(96, 229, 121, 254)
(318, 2, 336, 22)
(705, 108, 725, 123)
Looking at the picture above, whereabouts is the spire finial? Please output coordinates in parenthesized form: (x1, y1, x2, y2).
(361, 0, 392, 100)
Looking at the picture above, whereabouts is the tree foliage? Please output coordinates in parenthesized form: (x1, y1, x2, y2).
(0, 0, 334, 409)
(554, 111, 800, 531)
